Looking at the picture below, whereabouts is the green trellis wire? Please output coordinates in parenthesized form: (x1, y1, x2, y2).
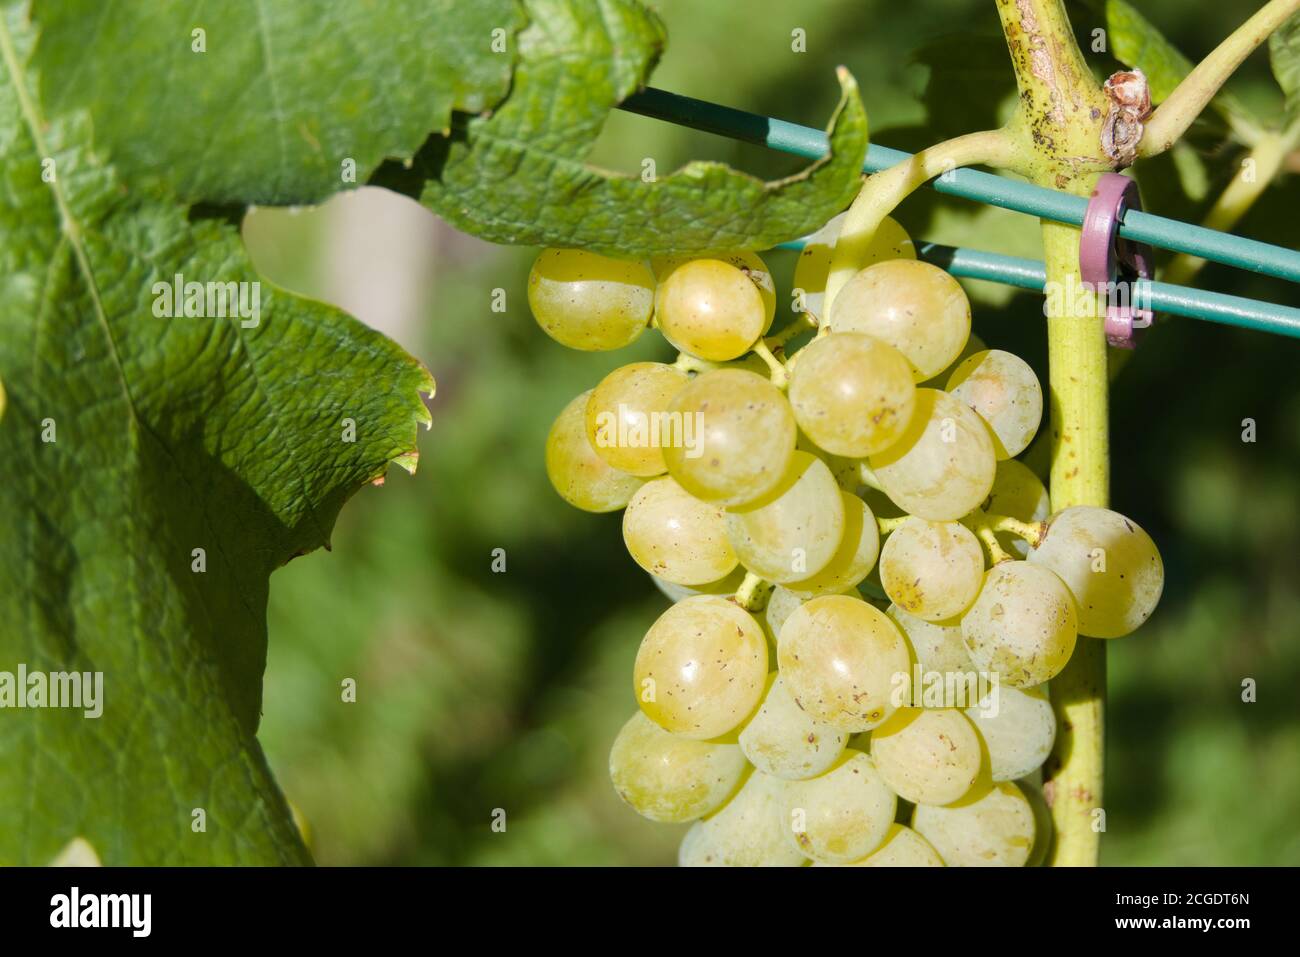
(621, 87, 1300, 340)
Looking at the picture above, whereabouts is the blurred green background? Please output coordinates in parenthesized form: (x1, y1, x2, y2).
(243, 0, 1300, 865)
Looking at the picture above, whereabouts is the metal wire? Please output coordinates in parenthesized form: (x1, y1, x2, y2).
(622, 86, 1300, 340)
(621, 87, 1300, 287)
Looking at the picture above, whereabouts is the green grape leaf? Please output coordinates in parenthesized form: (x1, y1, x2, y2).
(0, 4, 432, 864)
(1269, 11, 1300, 121)
(376, 0, 869, 257)
(30, 0, 525, 205)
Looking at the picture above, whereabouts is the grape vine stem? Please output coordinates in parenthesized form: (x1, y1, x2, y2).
(825, 128, 1022, 314)
(751, 339, 789, 388)
(734, 571, 772, 612)
(996, 0, 1112, 867)
(988, 513, 1046, 548)
(1139, 0, 1300, 159)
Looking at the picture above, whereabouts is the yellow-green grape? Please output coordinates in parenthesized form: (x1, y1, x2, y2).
(985, 459, 1050, 558)
(965, 684, 1056, 783)
(584, 361, 689, 476)
(664, 369, 797, 507)
(656, 259, 767, 361)
(1018, 776, 1054, 867)
(527, 248, 654, 351)
(1028, 506, 1164, 638)
(545, 391, 644, 512)
(828, 260, 971, 381)
(634, 595, 768, 739)
(608, 711, 748, 823)
(946, 349, 1043, 459)
(762, 585, 806, 647)
(783, 492, 880, 598)
(868, 388, 996, 521)
(739, 674, 848, 780)
(879, 517, 984, 622)
(778, 594, 911, 732)
(870, 708, 984, 806)
(887, 603, 975, 709)
(820, 824, 944, 867)
(654, 251, 776, 331)
(788, 332, 917, 457)
(679, 770, 806, 867)
(921, 332, 987, 387)
(912, 781, 1036, 867)
(623, 476, 738, 586)
(778, 750, 897, 863)
(961, 562, 1078, 688)
(792, 213, 914, 323)
(724, 451, 844, 583)
(887, 603, 972, 675)
(650, 567, 747, 604)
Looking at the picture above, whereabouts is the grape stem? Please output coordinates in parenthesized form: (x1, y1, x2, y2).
(766, 314, 816, 348)
(996, 0, 1113, 867)
(875, 514, 909, 535)
(987, 513, 1046, 549)
(1138, 0, 1300, 158)
(963, 513, 1014, 565)
(857, 460, 884, 492)
(751, 339, 789, 389)
(672, 352, 718, 375)
(825, 128, 1023, 314)
(733, 571, 772, 612)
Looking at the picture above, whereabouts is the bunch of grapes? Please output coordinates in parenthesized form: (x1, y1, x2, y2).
(532, 215, 1164, 867)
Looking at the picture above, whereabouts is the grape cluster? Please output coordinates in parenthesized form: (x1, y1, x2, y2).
(533, 214, 1164, 867)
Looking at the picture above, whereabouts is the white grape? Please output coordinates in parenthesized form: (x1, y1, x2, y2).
(778, 594, 911, 732)
(664, 369, 796, 507)
(634, 595, 768, 739)
(887, 603, 974, 676)
(740, 674, 848, 780)
(1018, 776, 1054, 867)
(788, 332, 917, 457)
(762, 585, 806, 646)
(725, 450, 845, 583)
(656, 258, 767, 361)
(886, 604, 979, 709)
(545, 391, 644, 512)
(1028, 506, 1164, 638)
(783, 492, 880, 598)
(820, 824, 944, 867)
(609, 712, 748, 822)
(921, 332, 987, 387)
(912, 780, 1036, 867)
(965, 684, 1056, 783)
(654, 250, 776, 331)
(585, 361, 689, 476)
(777, 750, 897, 863)
(868, 389, 996, 521)
(527, 248, 654, 351)
(650, 567, 747, 604)
(879, 516, 985, 621)
(985, 459, 1050, 558)
(961, 561, 1078, 688)
(679, 770, 806, 867)
(792, 213, 914, 323)
(828, 260, 971, 381)
(870, 708, 984, 806)
(946, 349, 1043, 459)
(623, 476, 738, 586)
